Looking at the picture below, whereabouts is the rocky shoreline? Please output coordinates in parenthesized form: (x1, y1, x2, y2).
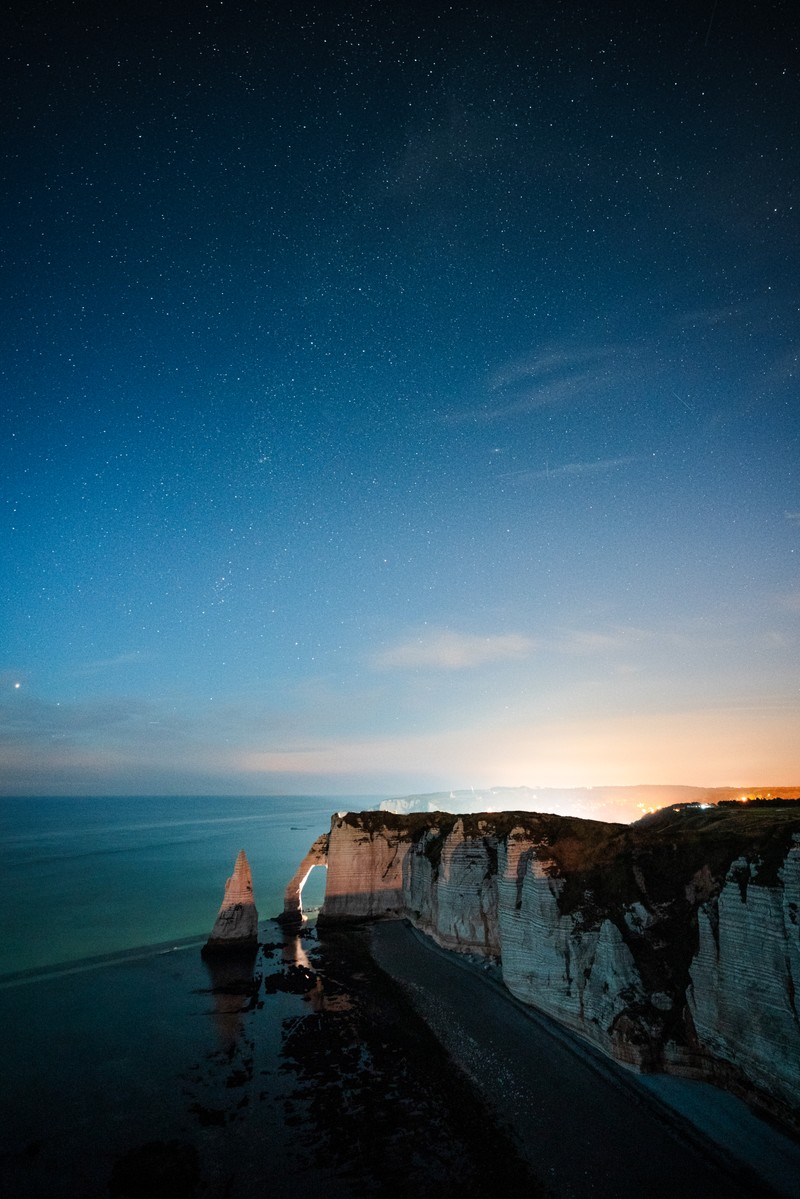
(291, 803, 800, 1132)
(4, 910, 800, 1198)
(370, 919, 800, 1199)
(0, 922, 541, 1199)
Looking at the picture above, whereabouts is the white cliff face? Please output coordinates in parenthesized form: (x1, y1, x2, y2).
(204, 849, 259, 951)
(320, 816, 651, 1065)
(405, 818, 500, 954)
(496, 833, 652, 1066)
(687, 839, 800, 1113)
(319, 815, 415, 921)
(304, 807, 800, 1126)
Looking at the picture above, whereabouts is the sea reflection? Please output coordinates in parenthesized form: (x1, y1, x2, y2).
(282, 932, 312, 970)
(201, 948, 259, 1045)
(278, 931, 352, 1013)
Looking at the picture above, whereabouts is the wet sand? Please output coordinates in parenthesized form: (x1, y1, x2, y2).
(0, 923, 540, 1199)
(369, 920, 800, 1199)
(3, 918, 798, 1198)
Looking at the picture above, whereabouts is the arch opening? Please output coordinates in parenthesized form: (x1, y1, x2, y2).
(298, 863, 327, 917)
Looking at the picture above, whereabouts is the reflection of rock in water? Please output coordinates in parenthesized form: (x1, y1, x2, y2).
(109, 1140, 199, 1199)
(304, 971, 346, 1014)
(281, 928, 314, 969)
(201, 949, 260, 1046)
(267, 932, 353, 1014)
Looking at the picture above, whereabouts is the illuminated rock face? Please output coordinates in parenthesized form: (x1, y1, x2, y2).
(203, 849, 259, 953)
(320, 817, 412, 921)
(296, 808, 800, 1126)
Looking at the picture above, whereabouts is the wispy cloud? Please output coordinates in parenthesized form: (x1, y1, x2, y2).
(487, 346, 618, 392)
(372, 629, 536, 671)
(444, 342, 645, 426)
(0, 694, 154, 741)
(238, 697, 800, 792)
(503, 455, 646, 483)
(468, 375, 600, 423)
(448, 357, 617, 426)
(75, 651, 147, 677)
(555, 627, 651, 654)
(785, 511, 800, 528)
(669, 305, 741, 330)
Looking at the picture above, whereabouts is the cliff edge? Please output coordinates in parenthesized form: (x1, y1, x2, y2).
(290, 804, 800, 1131)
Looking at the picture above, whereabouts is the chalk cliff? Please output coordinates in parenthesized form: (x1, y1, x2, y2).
(290, 804, 800, 1129)
(203, 849, 259, 954)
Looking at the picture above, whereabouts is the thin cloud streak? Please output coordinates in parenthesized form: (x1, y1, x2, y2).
(504, 455, 646, 483)
(240, 699, 800, 789)
(75, 651, 148, 676)
(555, 627, 651, 654)
(487, 346, 619, 392)
(442, 342, 634, 426)
(2, 686, 798, 797)
(371, 629, 536, 671)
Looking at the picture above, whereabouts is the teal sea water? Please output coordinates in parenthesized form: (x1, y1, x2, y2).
(0, 794, 549, 1199)
(0, 794, 382, 1199)
(0, 794, 354, 979)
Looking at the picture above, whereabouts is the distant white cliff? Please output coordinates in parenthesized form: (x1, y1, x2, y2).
(380, 783, 795, 824)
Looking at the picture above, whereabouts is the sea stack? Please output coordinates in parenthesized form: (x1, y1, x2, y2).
(202, 849, 259, 955)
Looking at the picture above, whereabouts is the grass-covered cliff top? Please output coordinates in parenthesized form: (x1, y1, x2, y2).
(336, 802, 800, 895)
(626, 800, 800, 891)
(336, 807, 624, 840)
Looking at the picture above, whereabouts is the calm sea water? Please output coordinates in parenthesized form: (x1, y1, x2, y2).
(0, 794, 386, 1199)
(0, 794, 365, 978)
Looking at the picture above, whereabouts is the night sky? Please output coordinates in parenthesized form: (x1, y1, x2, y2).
(2, 1, 798, 803)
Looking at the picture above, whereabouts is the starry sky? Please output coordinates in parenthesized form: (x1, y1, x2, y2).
(2, 0, 798, 803)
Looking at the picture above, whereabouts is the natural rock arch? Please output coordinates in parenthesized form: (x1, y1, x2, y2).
(278, 833, 329, 924)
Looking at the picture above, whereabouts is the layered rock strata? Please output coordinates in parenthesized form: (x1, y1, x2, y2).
(203, 849, 259, 954)
(289, 805, 800, 1129)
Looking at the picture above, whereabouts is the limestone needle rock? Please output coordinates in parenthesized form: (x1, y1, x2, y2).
(202, 850, 259, 955)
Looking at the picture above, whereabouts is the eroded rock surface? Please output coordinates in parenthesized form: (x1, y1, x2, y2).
(292, 804, 800, 1128)
(203, 849, 259, 954)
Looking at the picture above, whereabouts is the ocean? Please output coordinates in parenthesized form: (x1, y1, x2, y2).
(3, 795, 798, 1199)
(0, 796, 385, 1198)
(0, 794, 541, 1199)
(0, 794, 344, 979)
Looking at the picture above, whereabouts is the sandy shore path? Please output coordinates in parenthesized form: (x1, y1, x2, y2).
(369, 920, 797, 1199)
